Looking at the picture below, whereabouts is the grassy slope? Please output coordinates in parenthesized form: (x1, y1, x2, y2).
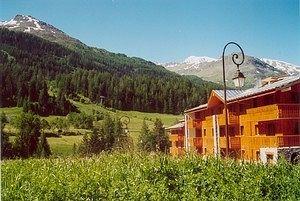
(1, 101, 182, 156)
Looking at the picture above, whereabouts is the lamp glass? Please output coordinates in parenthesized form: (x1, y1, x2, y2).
(233, 76, 245, 87)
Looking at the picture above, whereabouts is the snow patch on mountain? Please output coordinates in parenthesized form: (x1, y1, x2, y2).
(184, 56, 218, 64)
(260, 58, 300, 75)
(1, 15, 45, 32)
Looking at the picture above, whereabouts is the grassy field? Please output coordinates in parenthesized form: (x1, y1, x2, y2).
(1, 101, 182, 156)
(2, 153, 300, 200)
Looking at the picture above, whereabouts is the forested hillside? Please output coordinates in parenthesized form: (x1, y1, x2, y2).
(0, 28, 220, 114)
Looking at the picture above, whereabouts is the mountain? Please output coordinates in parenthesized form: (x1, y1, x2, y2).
(260, 58, 300, 75)
(0, 15, 221, 115)
(0, 14, 83, 48)
(163, 55, 300, 87)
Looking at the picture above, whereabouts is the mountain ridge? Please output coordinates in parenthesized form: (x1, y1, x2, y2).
(162, 55, 299, 87)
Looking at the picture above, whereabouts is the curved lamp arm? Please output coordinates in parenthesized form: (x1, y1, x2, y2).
(221, 41, 245, 157)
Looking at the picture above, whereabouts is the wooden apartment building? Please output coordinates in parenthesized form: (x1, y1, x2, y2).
(168, 76, 300, 163)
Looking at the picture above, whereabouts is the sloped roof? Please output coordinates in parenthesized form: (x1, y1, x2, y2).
(166, 122, 185, 130)
(185, 75, 300, 113)
(214, 75, 300, 102)
(185, 103, 207, 113)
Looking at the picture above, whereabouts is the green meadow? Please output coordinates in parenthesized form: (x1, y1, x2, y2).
(1, 100, 182, 156)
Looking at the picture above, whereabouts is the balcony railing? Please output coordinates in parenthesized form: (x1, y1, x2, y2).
(219, 136, 241, 149)
(278, 104, 300, 118)
(278, 135, 300, 147)
(230, 137, 241, 149)
(245, 104, 300, 121)
(243, 135, 300, 149)
(188, 120, 202, 128)
(218, 114, 239, 125)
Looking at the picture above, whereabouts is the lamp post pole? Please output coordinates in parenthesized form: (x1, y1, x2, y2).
(222, 42, 245, 157)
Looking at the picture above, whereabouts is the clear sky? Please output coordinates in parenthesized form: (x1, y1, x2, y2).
(1, 0, 299, 64)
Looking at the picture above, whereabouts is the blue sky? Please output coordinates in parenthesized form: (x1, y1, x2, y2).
(1, 0, 299, 64)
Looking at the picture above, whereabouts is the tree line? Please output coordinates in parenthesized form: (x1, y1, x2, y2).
(0, 28, 220, 115)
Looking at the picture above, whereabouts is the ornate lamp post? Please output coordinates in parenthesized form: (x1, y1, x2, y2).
(120, 115, 130, 134)
(222, 42, 245, 157)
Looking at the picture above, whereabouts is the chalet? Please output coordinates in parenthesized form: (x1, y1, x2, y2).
(169, 75, 300, 163)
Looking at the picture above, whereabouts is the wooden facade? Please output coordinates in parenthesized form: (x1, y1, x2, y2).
(166, 121, 185, 156)
(169, 76, 300, 161)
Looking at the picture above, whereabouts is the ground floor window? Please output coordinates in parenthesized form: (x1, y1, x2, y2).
(266, 153, 274, 164)
(256, 151, 260, 161)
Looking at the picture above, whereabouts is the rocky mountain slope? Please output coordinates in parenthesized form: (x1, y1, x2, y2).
(163, 55, 300, 87)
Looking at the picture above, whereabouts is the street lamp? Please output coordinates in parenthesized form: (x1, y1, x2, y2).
(120, 115, 130, 134)
(222, 42, 245, 157)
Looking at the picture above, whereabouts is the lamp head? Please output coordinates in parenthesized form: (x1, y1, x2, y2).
(233, 69, 245, 87)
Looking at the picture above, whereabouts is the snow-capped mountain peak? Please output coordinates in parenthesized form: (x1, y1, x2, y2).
(0, 14, 83, 46)
(0, 15, 44, 32)
(260, 58, 300, 75)
(184, 56, 217, 64)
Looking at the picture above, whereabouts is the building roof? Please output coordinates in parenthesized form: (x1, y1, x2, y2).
(185, 75, 300, 113)
(185, 103, 207, 113)
(166, 122, 185, 130)
(214, 75, 300, 102)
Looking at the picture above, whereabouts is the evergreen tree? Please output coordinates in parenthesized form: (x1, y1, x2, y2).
(37, 132, 51, 157)
(14, 112, 41, 158)
(153, 118, 170, 153)
(138, 120, 155, 151)
(38, 82, 49, 115)
(1, 112, 13, 159)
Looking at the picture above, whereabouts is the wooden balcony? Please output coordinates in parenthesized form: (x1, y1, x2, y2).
(218, 114, 239, 125)
(188, 119, 202, 128)
(278, 135, 300, 147)
(244, 104, 300, 121)
(278, 104, 300, 118)
(242, 135, 300, 149)
(230, 137, 241, 149)
(193, 137, 203, 147)
(219, 136, 241, 149)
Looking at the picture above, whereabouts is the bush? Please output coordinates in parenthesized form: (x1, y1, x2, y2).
(79, 115, 132, 155)
(67, 112, 93, 129)
(138, 118, 170, 153)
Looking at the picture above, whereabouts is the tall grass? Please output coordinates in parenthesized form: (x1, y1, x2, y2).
(2, 153, 300, 200)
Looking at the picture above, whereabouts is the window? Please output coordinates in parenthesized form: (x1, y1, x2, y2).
(212, 128, 214, 136)
(219, 126, 225, 137)
(267, 123, 275, 136)
(195, 128, 202, 137)
(256, 151, 260, 161)
(266, 154, 274, 164)
(240, 126, 244, 136)
(204, 147, 207, 154)
(203, 129, 206, 136)
(229, 126, 236, 136)
(255, 125, 259, 135)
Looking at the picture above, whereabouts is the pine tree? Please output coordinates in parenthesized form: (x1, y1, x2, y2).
(153, 118, 170, 153)
(38, 82, 49, 115)
(1, 112, 13, 159)
(138, 120, 155, 151)
(14, 112, 41, 158)
(37, 132, 51, 157)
